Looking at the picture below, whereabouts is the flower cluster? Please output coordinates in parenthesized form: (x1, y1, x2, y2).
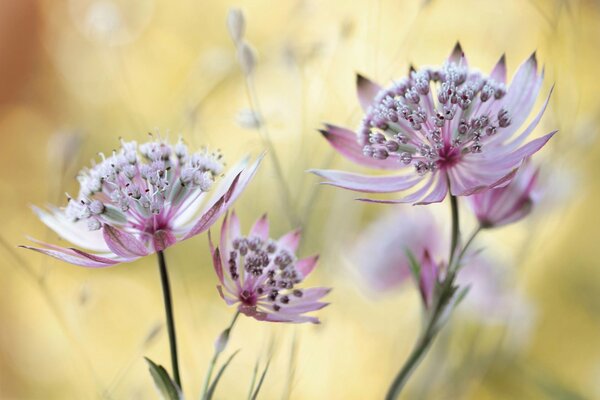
(211, 213, 330, 323)
(312, 43, 555, 204)
(22, 137, 262, 267)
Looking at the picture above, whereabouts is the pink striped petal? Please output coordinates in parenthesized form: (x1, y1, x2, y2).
(501, 86, 554, 151)
(311, 169, 422, 193)
(415, 177, 448, 205)
(264, 313, 320, 324)
(297, 287, 332, 302)
(102, 225, 149, 257)
(278, 229, 302, 252)
(212, 244, 224, 284)
(490, 54, 507, 83)
(493, 131, 557, 170)
(152, 230, 176, 252)
(182, 173, 240, 239)
(356, 73, 382, 112)
(319, 125, 403, 170)
(20, 245, 120, 268)
(250, 214, 269, 239)
(297, 255, 319, 278)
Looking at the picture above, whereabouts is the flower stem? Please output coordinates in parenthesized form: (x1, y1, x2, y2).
(386, 194, 464, 400)
(201, 311, 241, 400)
(156, 250, 181, 389)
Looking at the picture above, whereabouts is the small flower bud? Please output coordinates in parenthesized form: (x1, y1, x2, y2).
(238, 41, 256, 76)
(227, 9, 245, 43)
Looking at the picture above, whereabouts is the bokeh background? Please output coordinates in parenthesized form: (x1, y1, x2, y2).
(1, 0, 599, 398)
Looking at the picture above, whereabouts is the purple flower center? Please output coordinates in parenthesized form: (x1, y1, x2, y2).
(359, 61, 512, 176)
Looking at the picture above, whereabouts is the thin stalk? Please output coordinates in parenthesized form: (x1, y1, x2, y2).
(243, 75, 301, 227)
(156, 251, 181, 389)
(386, 195, 472, 400)
(448, 194, 460, 265)
(202, 311, 241, 400)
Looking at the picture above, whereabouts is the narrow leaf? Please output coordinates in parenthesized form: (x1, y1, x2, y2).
(206, 350, 240, 400)
(145, 357, 182, 400)
(251, 360, 271, 400)
(405, 248, 421, 283)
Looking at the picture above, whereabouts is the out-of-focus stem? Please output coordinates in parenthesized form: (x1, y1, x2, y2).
(201, 311, 240, 400)
(156, 251, 181, 388)
(386, 195, 480, 400)
(242, 74, 301, 228)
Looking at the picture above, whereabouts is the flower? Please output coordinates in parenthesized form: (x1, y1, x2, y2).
(311, 43, 556, 204)
(353, 207, 531, 322)
(21, 137, 263, 267)
(468, 160, 540, 228)
(353, 206, 443, 293)
(210, 212, 330, 323)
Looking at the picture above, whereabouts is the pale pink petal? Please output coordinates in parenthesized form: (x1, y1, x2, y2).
(249, 214, 269, 239)
(415, 176, 448, 205)
(19, 245, 121, 268)
(102, 225, 149, 258)
(356, 73, 382, 112)
(182, 173, 240, 239)
(32, 206, 110, 253)
(490, 54, 506, 83)
(264, 313, 320, 324)
(278, 229, 302, 252)
(492, 131, 557, 170)
(296, 255, 319, 279)
(311, 169, 422, 193)
(319, 125, 403, 170)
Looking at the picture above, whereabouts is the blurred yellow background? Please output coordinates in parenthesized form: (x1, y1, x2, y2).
(1, 0, 599, 399)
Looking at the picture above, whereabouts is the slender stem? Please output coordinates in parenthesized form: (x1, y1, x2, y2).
(448, 194, 460, 265)
(243, 72, 300, 228)
(457, 225, 483, 266)
(156, 251, 181, 388)
(386, 195, 462, 400)
(202, 311, 241, 400)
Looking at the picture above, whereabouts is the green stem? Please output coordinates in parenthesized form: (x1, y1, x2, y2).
(386, 195, 464, 400)
(156, 251, 181, 389)
(243, 73, 300, 228)
(202, 311, 241, 400)
(448, 194, 460, 265)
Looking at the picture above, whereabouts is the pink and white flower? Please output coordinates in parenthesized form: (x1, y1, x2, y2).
(467, 160, 539, 228)
(312, 43, 556, 204)
(353, 207, 443, 294)
(211, 212, 330, 324)
(21, 137, 262, 267)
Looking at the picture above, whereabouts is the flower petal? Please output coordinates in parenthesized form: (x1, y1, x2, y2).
(296, 255, 319, 279)
(311, 169, 422, 193)
(492, 131, 557, 170)
(415, 176, 448, 205)
(102, 225, 149, 257)
(356, 73, 382, 112)
(319, 125, 403, 170)
(250, 214, 269, 239)
(19, 244, 121, 268)
(278, 229, 302, 252)
(32, 206, 110, 253)
(490, 54, 507, 83)
(182, 173, 241, 239)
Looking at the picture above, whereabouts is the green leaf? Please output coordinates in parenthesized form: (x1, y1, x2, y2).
(206, 350, 240, 400)
(144, 357, 183, 400)
(250, 359, 271, 400)
(405, 248, 421, 283)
